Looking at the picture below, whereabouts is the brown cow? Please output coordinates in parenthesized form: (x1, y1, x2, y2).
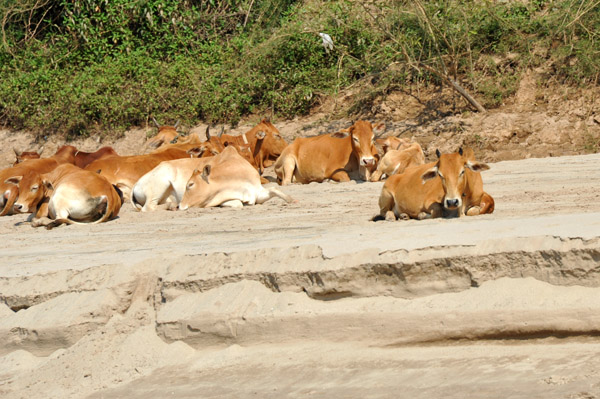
(370, 142, 425, 182)
(179, 146, 293, 210)
(219, 118, 288, 174)
(12, 147, 42, 165)
(274, 120, 384, 185)
(20, 164, 123, 229)
(374, 148, 493, 221)
(0, 147, 77, 216)
(145, 119, 181, 149)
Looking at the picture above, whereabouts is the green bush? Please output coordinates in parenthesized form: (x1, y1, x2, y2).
(0, 0, 598, 137)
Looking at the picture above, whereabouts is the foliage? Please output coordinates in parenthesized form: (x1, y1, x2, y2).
(0, 0, 598, 136)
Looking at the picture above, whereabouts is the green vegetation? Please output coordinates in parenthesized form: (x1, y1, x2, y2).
(0, 0, 598, 137)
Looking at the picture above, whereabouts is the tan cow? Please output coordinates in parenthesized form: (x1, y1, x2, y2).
(375, 148, 493, 221)
(17, 164, 123, 229)
(375, 136, 411, 154)
(85, 146, 208, 199)
(274, 120, 384, 185)
(131, 157, 213, 212)
(370, 142, 425, 181)
(179, 146, 293, 210)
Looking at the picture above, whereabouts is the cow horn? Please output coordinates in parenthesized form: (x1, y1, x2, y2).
(37, 145, 44, 155)
(436, 149, 441, 158)
(242, 133, 248, 144)
(205, 125, 211, 140)
(0, 186, 18, 216)
(458, 147, 463, 156)
(174, 120, 180, 129)
(218, 126, 224, 138)
(13, 148, 22, 157)
(152, 117, 160, 128)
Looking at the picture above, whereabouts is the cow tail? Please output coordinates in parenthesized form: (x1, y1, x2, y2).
(130, 187, 143, 211)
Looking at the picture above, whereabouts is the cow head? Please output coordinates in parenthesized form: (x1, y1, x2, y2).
(4, 170, 45, 213)
(13, 148, 42, 166)
(344, 120, 384, 168)
(250, 118, 288, 158)
(421, 148, 490, 212)
(179, 164, 212, 211)
(53, 145, 78, 164)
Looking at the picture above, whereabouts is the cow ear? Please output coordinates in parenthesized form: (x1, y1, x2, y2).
(187, 147, 205, 158)
(218, 126, 224, 138)
(458, 147, 463, 156)
(372, 122, 386, 137)
(201, 165, 211, 182)
(466, 161, 490, 173)
(43, 180, 54, 192)
(421, 167, 438, 183)
(256, 130, 266, 140)
(5, 176, 22, 186)
(205, 125, 211, 140)
(174, 120, 180, 130)
(331, 131, 349, 139)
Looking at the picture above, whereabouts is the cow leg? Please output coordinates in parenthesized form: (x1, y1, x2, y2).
(385, 211, 397, 221)
(277, 156, 297, 185)
(220, 200, 244, 208)
(370, 166, 383, 182)
(330, 170, 350, 182)
(466, 206, 481, 216)
(256, 187, 294, 204)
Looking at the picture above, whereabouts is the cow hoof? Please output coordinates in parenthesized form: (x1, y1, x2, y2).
(417, 212, 431, 220)
(385, 211, 396, 221)
(399, 213, 410, 220)
(466, 206, 481, 216)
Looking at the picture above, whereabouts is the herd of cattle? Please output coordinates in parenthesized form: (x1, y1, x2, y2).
(0, 118, 494, 229)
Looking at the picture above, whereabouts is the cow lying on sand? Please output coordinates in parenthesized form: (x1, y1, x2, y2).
(274, 120, 384, 185)
(370, 142, 425, 182)
(374, 148, 494, 221)
(5, 164, 123, 229)
(179, 146, 294, 210)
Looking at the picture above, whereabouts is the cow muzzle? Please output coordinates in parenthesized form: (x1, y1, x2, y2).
(360, 157, 376, 167)
(444, 198, 461, 210)
(13, 203, 25, 213)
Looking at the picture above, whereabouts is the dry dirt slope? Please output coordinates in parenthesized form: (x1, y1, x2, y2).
(0, 153, 600, 398)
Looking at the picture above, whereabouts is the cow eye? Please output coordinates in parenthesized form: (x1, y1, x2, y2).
(187, 182, 194, 189)
(353, 137, 360, 144)
(459, 169, 465, 177)
(31, 185, 38, 192)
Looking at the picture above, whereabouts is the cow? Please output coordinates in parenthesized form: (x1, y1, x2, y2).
(145, 119, 181, 149)
(0, 147, 77, 216)
(12, 147, 42, 165)
(71, 146, 119, 169)
(218, 118, 288, 175)
(179, 146, 294, 210)
(375, 136, 411, 154)
(374, 148, 493, 221)
(370, 142, 425, 182)
(13, 164, 123, 229)
(274, 120, 384, 185)
(84, 146, 210, 200)
(131, 157, 213, 212)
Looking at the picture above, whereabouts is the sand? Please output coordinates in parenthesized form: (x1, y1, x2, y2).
(0, 148, 599, 398)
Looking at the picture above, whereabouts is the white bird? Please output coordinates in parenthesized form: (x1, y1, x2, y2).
(319, 32, 334, 53)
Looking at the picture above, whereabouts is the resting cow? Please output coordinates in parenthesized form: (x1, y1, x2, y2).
(15, 164, 123, 229)
(131, 157, 213, 212)
(146, 119, 181, 149)
(12, 147, 43, 165)
(0, 146, 77, 216)
(274, 120, 384, 185)
(375, 136, 411, 154)
(370, 142, 425, 182)
(84, 146, 212, 200)
(179, 146, 293, 210)
(375, 148, 494, 221)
